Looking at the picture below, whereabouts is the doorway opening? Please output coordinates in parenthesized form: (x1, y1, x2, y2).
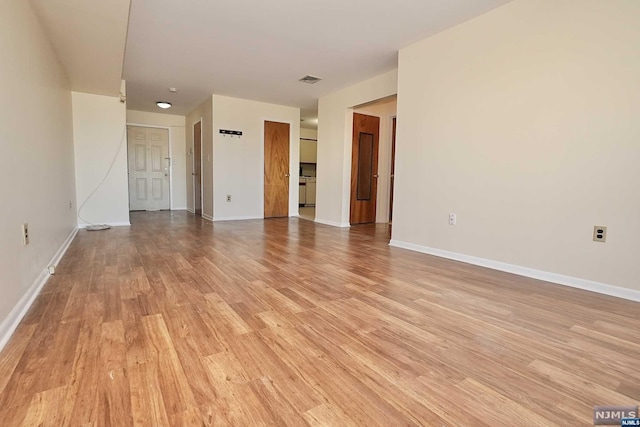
(298, 125, 317, 221)
(389, 117, 396, 224)
(192, 121, 202, 216)
(349, 95, 397, 227)
(127, 126, 171, 211)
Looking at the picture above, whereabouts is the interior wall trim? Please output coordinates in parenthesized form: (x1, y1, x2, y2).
(213, 216, 263, 222)
(0, 227, 79, 352)
(78, 222, 131, 229)
(314, 218, 351, 228)
(389, 239, 640, 303)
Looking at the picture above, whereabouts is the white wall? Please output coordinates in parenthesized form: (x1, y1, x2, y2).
(72, 92, 129, 227)
(316, 70, 398, 227)
(126, 110, 188, 210)
(212, 95, 300, 220)
(354, 96, 397, 223)
(186, 96, 214, 219)
(0, 0, 77, 347)
(393, 0, 640, 295)
(300, 128, 317, 140)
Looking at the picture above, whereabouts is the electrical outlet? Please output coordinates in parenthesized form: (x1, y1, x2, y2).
(22, 223, 29, 245)
(226, 195, 231, 202)
(593, 225, 607, 242)
(69, 201, 73, 210)
(449, 213, 457, 226)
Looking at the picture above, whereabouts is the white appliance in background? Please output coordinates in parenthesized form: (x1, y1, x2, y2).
(305, 177, 316, 206)
(299, 178, 306, 206)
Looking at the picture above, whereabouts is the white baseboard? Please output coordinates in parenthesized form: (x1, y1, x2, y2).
(187, 208, 195, 214)
(389, 240, 640, 303)
(50, 227, 78, 267)
(202, 214, 214, 222)
(0, 227, 79, 352)
(314, 218, 351, 228)
(78, 222, 131, 229)
(213, 215, 262, 222)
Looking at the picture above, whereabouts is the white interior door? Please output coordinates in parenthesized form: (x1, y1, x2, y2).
(127, 126, 170, 211)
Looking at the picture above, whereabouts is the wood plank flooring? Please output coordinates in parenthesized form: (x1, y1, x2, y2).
(0, 211, 638, 426)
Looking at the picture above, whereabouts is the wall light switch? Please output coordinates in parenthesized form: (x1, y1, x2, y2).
(449, 213, 457, 226)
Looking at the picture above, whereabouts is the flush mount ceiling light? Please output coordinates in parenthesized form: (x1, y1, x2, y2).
(299, 75, 322, 84)
(156, 101, 172, 109)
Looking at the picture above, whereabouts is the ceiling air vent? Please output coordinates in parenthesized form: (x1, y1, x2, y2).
(299, 75, 322, 84)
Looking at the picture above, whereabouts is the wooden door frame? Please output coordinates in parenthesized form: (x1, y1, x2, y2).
(126, 123, 173, 210)
(261, 118, 294, 218)
(389, 115, 396, 223)
(192, 119, 203, 215)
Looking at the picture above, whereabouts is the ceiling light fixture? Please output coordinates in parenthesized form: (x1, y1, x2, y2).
(156, 101, 172, 109)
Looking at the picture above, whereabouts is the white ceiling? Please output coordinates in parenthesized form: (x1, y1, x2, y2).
(123, 0, 512, 121)
(29, 0, 130, 96)
(29, 0, 513, 122)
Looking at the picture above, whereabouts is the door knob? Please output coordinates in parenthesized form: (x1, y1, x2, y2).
(373, 174, 379, 178)
(285, 173, 290, 177)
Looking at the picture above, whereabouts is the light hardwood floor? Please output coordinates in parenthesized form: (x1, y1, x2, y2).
(0, 211, 638, 426)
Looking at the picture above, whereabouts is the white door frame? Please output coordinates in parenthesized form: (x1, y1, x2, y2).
(126, 123, 173, 210)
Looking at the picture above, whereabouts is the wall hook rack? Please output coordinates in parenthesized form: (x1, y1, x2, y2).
(219, 129, 243, 138)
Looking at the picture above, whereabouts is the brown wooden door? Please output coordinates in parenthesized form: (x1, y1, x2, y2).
(193, 121, 202, 216)
(389, 117, 396, 223)
(350, 113, 380, 225)
(264, 121, 290, 218)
